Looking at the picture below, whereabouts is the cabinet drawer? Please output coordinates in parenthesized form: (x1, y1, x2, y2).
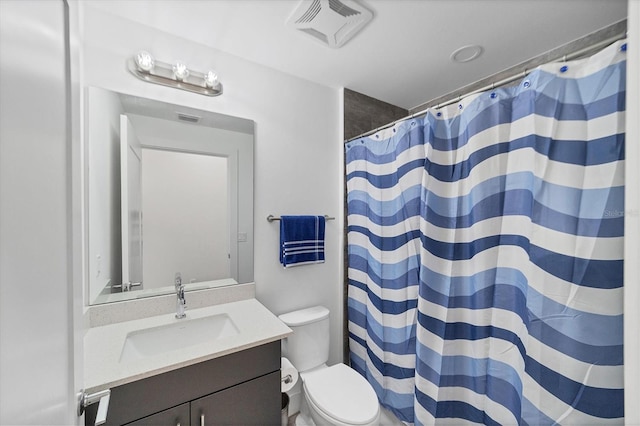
(124, 403, 189, 426)
(191, 371, 281, 426)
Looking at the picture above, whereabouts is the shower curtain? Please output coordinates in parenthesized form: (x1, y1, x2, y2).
(346, 39, 626, 425)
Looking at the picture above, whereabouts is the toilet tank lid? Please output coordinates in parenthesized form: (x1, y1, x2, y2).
(278, 306, 329, 326)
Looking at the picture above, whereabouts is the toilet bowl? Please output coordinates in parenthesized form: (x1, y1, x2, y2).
(279, 306, 380, 426)
(302, 363, 379, 426)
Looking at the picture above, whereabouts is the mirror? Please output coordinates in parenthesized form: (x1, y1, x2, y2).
(86, 87, 254, 305)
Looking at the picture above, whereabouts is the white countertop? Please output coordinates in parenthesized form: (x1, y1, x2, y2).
(84, 298, 292, 393)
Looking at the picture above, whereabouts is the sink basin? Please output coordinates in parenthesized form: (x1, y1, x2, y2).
(119, 314, 239, 362)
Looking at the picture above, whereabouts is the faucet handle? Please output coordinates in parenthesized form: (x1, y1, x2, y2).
(175, 272, 182, 289)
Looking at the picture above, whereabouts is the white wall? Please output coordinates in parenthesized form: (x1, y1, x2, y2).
(0, 1, 77, 423)
(87, 87, 124, 302)
(80, 6, 344, 363)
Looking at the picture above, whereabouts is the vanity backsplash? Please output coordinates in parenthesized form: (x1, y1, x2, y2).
(87, 282, 256, 328)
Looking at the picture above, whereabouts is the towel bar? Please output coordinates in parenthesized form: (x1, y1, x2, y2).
(267, 214, 335, 222)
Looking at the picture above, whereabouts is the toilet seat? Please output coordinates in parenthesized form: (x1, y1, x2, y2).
(303, 364, 379, 425)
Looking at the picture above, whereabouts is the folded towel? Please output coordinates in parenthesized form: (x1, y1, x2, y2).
(280, 215, 325, 268)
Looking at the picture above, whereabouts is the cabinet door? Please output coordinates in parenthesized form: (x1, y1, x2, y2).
(191, 371, 280, 426)
(124, 402, 189, 426)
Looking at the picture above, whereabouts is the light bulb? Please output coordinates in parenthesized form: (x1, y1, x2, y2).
(172, 62, 189, 81)
(204, 71, 219, 88)
(135, 51, 154, 72)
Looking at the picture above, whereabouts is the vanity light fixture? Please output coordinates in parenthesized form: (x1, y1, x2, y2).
(128, 51, 223, 97)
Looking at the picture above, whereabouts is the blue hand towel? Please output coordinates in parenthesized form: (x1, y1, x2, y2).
(280, 215, 325, 268)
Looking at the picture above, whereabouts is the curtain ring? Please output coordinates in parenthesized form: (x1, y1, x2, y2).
(563, 54, 567, 62)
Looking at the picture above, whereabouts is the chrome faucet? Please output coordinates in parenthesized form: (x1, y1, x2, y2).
(175, 272, 186, 319)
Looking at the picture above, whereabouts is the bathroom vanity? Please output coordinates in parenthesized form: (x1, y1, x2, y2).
(83, 298, 291, 426)
(86, 342, 280, 425)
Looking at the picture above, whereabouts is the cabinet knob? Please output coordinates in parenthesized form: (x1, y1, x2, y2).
(200, 414, 205, 426)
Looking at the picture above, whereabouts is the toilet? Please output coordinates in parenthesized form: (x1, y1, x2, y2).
(279, 306, 380, 426)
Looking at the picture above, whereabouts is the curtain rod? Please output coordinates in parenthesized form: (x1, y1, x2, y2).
(345, 28, 627, 144)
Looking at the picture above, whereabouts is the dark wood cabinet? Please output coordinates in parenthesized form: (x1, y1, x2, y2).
(124, 403, 189, 426)
(190, 371, 280, 426)
(86, 341, 281, 426)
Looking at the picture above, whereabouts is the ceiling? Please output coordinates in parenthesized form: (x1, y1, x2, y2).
(84, 0, 627, 110)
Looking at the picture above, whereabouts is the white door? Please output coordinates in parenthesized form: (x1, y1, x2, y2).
(0, 0, 83, 424)
(120, 115, 144, 289)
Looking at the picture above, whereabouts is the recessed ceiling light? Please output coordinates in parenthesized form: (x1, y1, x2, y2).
(450, 44, 484, 63)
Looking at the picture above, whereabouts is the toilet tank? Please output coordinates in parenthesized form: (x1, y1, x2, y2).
(279, 306, 330, 372)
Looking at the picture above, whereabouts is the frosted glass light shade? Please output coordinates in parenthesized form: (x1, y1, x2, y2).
(172, 62, 189, 81)
(204, 71, 219, 88)
(135, 51, 155, 72)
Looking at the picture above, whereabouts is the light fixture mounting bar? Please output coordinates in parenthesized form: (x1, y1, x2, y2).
(127, 57, 223, 97)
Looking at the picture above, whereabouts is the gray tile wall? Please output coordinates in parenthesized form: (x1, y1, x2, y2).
(344, 89, 408, 141)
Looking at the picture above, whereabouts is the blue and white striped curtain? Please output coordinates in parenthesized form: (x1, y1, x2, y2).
(347, 39, 626, 425)
(347, 119, 425, 421)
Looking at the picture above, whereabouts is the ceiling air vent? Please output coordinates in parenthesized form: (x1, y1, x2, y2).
(286, 0, 373, 49)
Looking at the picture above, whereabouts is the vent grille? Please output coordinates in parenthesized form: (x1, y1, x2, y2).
(295, 0, 322, 24)
(328, 0, 359, 17)
(176, 112, 201, 123)
(286, 0, 373, 49)
(300, 28, 329, 44)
